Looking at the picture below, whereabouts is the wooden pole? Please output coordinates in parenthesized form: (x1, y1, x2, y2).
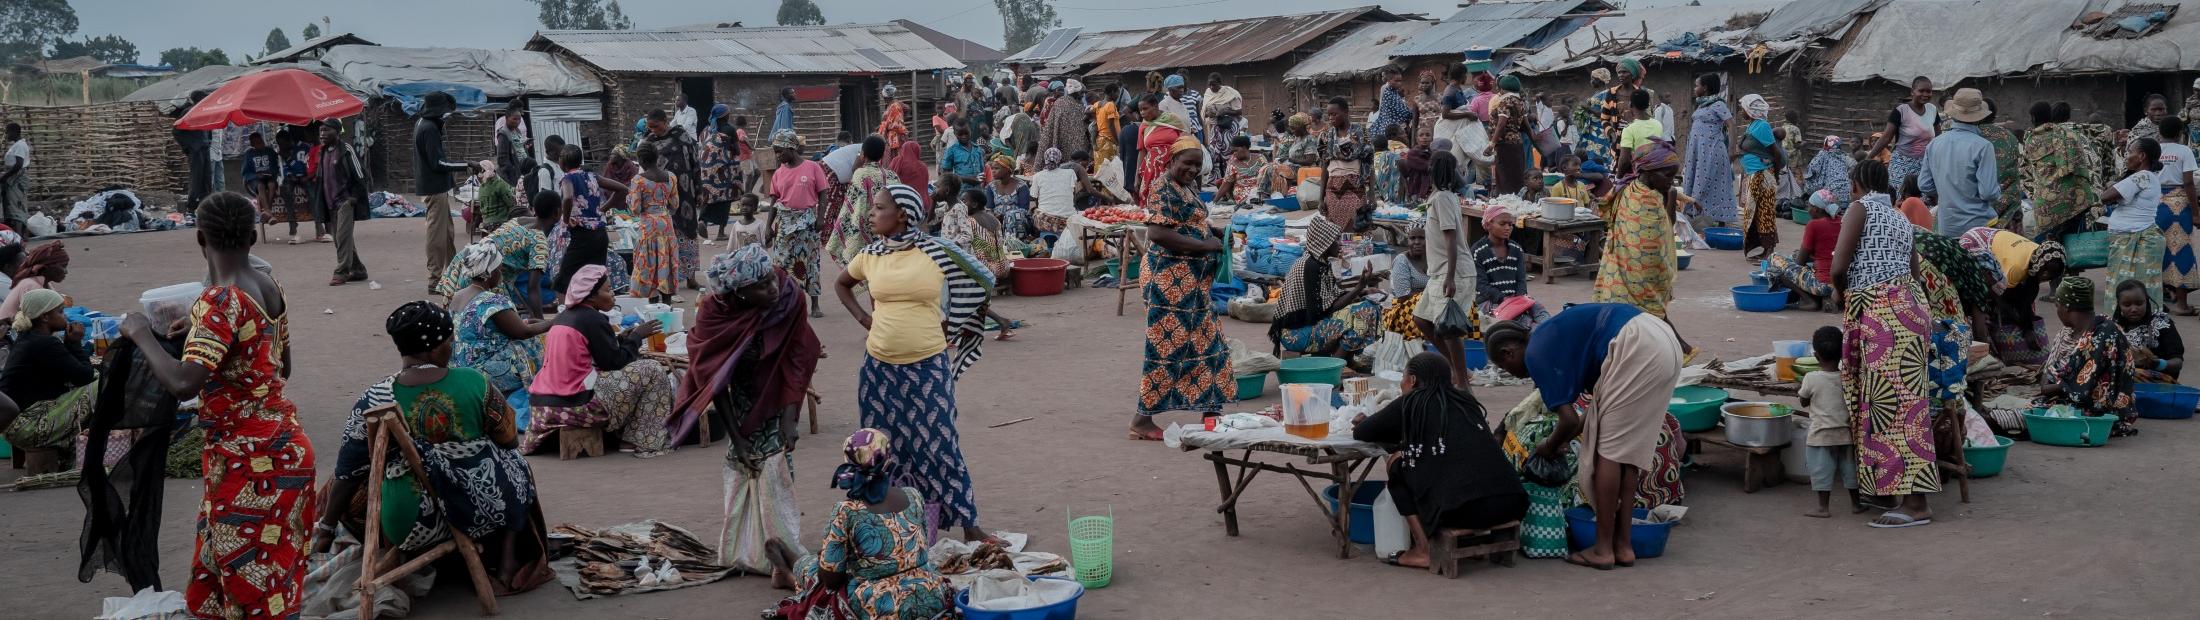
(80, 71, 90, 105)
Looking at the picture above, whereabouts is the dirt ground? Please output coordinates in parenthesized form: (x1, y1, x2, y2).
(2, 214, 2193, 619)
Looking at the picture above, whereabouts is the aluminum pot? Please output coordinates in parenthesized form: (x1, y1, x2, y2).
(1720, 402, 1793, 448)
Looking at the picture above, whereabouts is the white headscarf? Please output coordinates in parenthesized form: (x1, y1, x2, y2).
(1740, 94, 1770, 121)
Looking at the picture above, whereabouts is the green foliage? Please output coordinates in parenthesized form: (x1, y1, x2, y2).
(302, 22, 322, 40)
(0, 0, 79, 63)
(532, 0, 635, 30)
(994, 0, 1059, 54)
(777, 0, 826, 26)
(263, 28, 290, 57)
(159, 47, 231, 71)
(49, 33, 136, 64)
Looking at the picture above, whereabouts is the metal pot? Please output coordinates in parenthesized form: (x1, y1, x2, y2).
(1720, 402, 1793, 448)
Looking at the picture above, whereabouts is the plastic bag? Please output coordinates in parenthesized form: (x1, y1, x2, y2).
(1433, 298, 1471, 338)
(1370, 332, 1421, 378)
(1228, 338, 1281, 375)
(1298, 178, 1323, 206)
(26, 212, 55, 237)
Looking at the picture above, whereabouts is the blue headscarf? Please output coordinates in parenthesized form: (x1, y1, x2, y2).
(1163, 74, 1186, 89)
(707, 103, 728, 132)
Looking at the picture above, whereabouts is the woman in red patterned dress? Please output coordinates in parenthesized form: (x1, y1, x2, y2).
(121, 191, 317, 620)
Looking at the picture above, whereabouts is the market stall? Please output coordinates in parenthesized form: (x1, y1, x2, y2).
(1167, 422, 1387, 559)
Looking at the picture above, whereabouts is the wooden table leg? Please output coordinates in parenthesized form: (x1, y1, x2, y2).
(1543, 229, 1563, 283)
(1333, 462, 1354, 559)
(1211, 454, 1240, 537)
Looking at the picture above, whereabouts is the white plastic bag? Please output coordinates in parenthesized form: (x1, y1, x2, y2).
(1228, 338, 1281, 375)
(1674, 214, 1711, 250)
(26, 212, 55, 237)
(1370, 332, 1422, 378)
(1298, 177, 1323, 206)
(97, 588, 188, 620)
(1456, 122, 1494, 165)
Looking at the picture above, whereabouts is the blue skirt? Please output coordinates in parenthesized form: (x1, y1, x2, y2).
(859, 352, 980, 529)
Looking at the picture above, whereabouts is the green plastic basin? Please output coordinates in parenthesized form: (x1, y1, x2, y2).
(1235, 373, 1268, 401)
(2023, 409, 2113, 447)
(1277, 357, 1347, 387)
(1962, 435, 2014, 477)
(1667, 385, 1729, 432)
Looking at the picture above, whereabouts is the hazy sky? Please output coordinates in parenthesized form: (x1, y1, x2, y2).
(74, 0, 1728, 65)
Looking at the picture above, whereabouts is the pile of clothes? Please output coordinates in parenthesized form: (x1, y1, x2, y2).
(59, 189, 149, 234)
(367, 192, 426, 219)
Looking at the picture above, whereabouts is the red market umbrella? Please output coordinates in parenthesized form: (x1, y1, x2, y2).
(173, 68, 364, 130)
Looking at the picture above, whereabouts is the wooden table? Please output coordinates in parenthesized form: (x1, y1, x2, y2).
(1460, 203, 1606, 282)
(1180, 436, 1384, 559)
(1690, 427, 1789, 493)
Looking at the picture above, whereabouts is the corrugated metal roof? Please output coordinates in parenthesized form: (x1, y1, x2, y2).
(528, 22, 963, 75)
(1008, 27, 1083, 63)
(317, 45, 602, 98)
(1284, 21, 1436, 82)
(892, 20, 1006, 65)
(1831, 0, 2200, 84)
(1083, 6, 1391, 75)
(1510, 1, 1788, 75)
(251, 33, 376, 65)
(1750, 0, 1884, 42)
(1390, 0, 1611, 58)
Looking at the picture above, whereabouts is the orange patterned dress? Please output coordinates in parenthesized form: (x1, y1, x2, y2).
(183, 286, 319, 620)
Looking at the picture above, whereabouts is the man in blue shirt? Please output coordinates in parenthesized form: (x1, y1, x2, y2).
(772, 88, 796, 136)
(941, 126, 985, 182)
(1370, 68, 1414, 143)
(1918, 88, 2000, 236)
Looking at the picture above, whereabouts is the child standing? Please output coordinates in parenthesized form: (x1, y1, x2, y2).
(240, 132, 278, 236)
(943, 189, 1021, 341)
(728, 194, 769, 249)
(1799, 326, 1860, 518)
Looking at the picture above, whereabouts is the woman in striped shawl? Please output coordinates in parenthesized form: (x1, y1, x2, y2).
(833, 183, 999, 543)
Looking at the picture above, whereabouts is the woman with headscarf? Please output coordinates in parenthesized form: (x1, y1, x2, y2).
(0, 288, 95, 451)
(1682, 73, 1738, 225)
(1030, 147, 1077, 234)
(118, 192, 311, 618)
(1352, 352, 1527, 569)
(1039, 81, 1089, 162)
(316, 301, 553, 594)
(833, 184, 996, 543)
(1317, 97, 1371, 230)
(447, 242, 552, 422)
(1591, 139, 1688, 351)
(0, 240, 67, 322)
(1828, 158, 1939, 529)
(1270, 215, 1384, 359)
(1130, 137, 1233, 441)
(440, 199, 554, 317)
(827, 136, 904, 265)
(2114, 278, 2185, 384)
(1135, 94, 1189, 205)
(983, 154, 1034, 241)
(1488, 75, 1533, 195)
(1581, 58, 1650, 171)
(1216, 136, 1272, 205)
(629, 143, 683, 304)
(2039, 277, 2139, 437)
(878, 85, 908, 152)
(1867, 77, 1938, 198)
(473, 159, 520, 236)
(1482, 302, 1684, 569)
(885, 141, 929, 210)
(763, 429, 954, 619)
(1958, 226, 2067, 365)
(522, 264, 675, 457)
(602, 146, 640, 215)
(698, 104, 744, 242)
(1737, 93, 1785, 259)
(673, 245, 821, 578)
(767, 130, 830, 316)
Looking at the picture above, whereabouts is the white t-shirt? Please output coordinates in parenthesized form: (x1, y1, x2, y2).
(2107, 169, 2162, 232)
(5, 139, 28, 171)
(1799, 370, 1851, 446)
(1030, 168, 1078, 218)
(1413, 191, 1476, 320)
(674, 106, 697, 138)
(2159, 143, 2195, 187)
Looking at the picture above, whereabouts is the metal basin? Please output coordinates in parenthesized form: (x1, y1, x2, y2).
(1720, 402, 1793, 448)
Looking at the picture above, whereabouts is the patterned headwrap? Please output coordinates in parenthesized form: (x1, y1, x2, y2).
(1633, 138, 1683, 172)
(385, 300, 455, 357)
(611, 144, 632, 160)
(1498, 75, 1523, 93)
(1484, 202, 1515, 224)
(833, 428, 895, 503)
(770, 128, 802, 150)
(17, 241, 66, 282)
(564, 264, 607, 307)
(1591, 68, 1612, 85)
(0, 227, 22, 247)
(708, 243, 775, 295)
(710, 103, 728, 121)
(1616, 57, 1643, 80)
(859, 188, 992, 379)
(1822, 135, 1843, 151)
(1043, 147, 1063, 170)
(1287, 113, 1312, 130)
(1169, 136, 1203, 157)
(990, 153, 1018, 176)
(1276, 216, 1345, 320)
(2056, 276, 2094, 312)
(1064, 79, 1084, 95)
(1154, 112, 1190, 132)
(881, 83, 899, 99)
(456, 240, 501, 281)
(1163, 74, 1186, 89)
(1811, 189, 1842, 217)
(2030, 241, 2067, 280)
(1740, 93, 1770, 120)
(10, 288, 61, 332)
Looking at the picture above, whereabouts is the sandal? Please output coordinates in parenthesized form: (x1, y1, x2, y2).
(328, 274, 349, 286)
(1867, 511, 1931, 529)
(1126, 428, 1164, 441)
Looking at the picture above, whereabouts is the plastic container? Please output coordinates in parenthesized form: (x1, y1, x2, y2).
(1540, 197, 1578, 221)
(2023, 409, 2113, 447)
(1101, 256, 1142, 281)
(1280, 383, 1335, 439)
(0, 435, 11, 459)
(1676, 251, 1693, 271)
(1067, 507, 1114, 588)
(1731, 284, 1787, 312)
(1234, 373, 1268, 401)
(1792, 356, 1821, 376)
(1370, 486, 1410, 557)
(1666, 385, 1729, 432)
(1962, 435, 2014, 477)
(1461, 340, 1489, 370)
(138, 283, 206, 327)
(956, 577, 1085, 620)
(2133, 383, 2200, 419)
(1009, 258, 1070, 297)
(1564, 506, 1676, 559)
(1703, 227, 1745, 250)
(1791, 207, 1812, 225)
(1543, 172, 1564, 188)
(1321, 482, 1385, 544)
(1267, 196, 1301, 212)
(1277, 356, 1346, 387)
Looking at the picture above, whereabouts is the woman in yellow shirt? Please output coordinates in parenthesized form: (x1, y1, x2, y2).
(834, 183, 998, 544)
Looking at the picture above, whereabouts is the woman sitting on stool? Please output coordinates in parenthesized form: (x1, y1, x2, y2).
(1352, 352, 1526, 569)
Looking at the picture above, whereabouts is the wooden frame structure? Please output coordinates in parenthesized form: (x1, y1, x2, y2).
(355, 404, 500, 620)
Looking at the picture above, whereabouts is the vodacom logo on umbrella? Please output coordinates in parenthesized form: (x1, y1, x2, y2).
(309, 87, 348, 110)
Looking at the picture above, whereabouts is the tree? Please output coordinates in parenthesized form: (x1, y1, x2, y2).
(301, 22, 321, 40)
(994, 0, 1059, 54)
(264, 28, 290, 56)
(531, 0, 635, 30)
(50, 34, 137, 64)
(159, 47, 230, 71)
(777, 0, 825, 26)
(0, 0, 79, 63)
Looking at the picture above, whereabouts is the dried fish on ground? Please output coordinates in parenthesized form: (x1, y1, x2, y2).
(548, 520, 737, 600)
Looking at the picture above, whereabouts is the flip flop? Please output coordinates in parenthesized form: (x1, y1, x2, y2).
(1126, 428, 1165, 441)
(1868, 511, 1931, 529)
(1565, 553, 1614, 571)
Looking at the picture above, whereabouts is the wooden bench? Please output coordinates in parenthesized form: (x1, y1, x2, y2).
(1428, 521, 1521, 578)
(1690, 428, 1788, 493)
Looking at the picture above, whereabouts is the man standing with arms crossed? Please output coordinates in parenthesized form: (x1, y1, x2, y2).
(413, 91, 469, 291)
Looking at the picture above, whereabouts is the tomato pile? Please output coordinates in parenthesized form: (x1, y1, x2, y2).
(1084, 206, 1150, 225)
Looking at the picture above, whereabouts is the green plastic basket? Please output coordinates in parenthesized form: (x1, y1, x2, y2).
(1791, 208, 1812, 225)
(1103, 256, 1142, 281)
(1234, 373, 1268, 401)
(1277, 356, 1347, 387)
(0, 435, 11, 459)
(1068, 507, 1114, 589)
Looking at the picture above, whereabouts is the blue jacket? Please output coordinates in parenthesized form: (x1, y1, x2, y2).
(1918, 122, 2000, 236)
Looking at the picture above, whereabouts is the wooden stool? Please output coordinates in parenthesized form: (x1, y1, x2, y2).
(557, 427, 605, 460)
(18, 447, 64, 476)
(354, 405, 499, 620)
(1428, 521, 1522, 579)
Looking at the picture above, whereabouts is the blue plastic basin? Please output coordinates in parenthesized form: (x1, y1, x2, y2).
(1731, 284, 1787, 312)
(1321, 482, 1386, 544)
(1704, 227, 1745, 250)
(2133, 383, 2199, 419)
(1565, 506, 1675, 559)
